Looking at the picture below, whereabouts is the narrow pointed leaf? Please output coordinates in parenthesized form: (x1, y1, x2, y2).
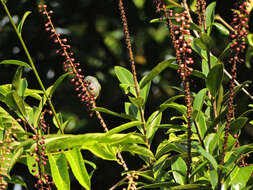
(17, 11, 32, 34)
(106, 121, 142, 136)
(49, 72, 70, 98)
(48, 153, 70, 190)
(205, 2, 216, 27)
(206, 63, 223, 97)
(0, 60, 31, 69)
(92, 107, 136, 121)
(140, 58, 176, 89)
(65, 148, 91, 190)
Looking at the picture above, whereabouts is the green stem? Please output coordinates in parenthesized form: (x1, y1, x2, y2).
(1, 1, 64, 134)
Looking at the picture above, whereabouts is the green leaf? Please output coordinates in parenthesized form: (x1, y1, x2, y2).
(193, 88, 207, 111)
(229, 117, 248, 136)
(230, 165, 253, 189)
(92, 107, 136, 121)
(205, 2, 216, 28)
(146, 111, 162, 142)
(171, 157, 187, 184)
(133, 0, 145, 8)
(192, 142, 218, 170)
(65, 148, 91, 190)
(218, 42, 233, 61)
(125, 102, 141, 121)
(6, 175, 27, 188)
(245, 46, 253, 68)
(247, 33, 253, 46)
(156, 141, 185, 159)
(18, 79, 28, 98)
(114, 66, 136, 96)
(160, 103, 187, 115)
(195, 33, 213, 51)
(0, 60, 32, 69)
(139, 58, 176, 89)
(212, 22, 230, 36)
(0, 106, 25, 138)
(12, 91, 27, 118)
(152, 154, 169, 179)
(195, 111, 207, 139)
(129, 96, 144, 108)
(105, 121, 142, 136)
(206, 63, 223, 97)
(27, 153, 38, 176)
(140, 77, 151, 104)
(85, 143, 117, 160)
(121, 144, 155, 159)
(48, 153, 70, 190)
(12, 67, 23, 91)
(49, 72, 70, 98)
(17, 11, 32, 34)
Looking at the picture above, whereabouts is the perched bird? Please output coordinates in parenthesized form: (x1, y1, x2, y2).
(84, 76, 101, 100)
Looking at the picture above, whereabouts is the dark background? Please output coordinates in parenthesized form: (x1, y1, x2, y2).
(0, 0, 253, 189)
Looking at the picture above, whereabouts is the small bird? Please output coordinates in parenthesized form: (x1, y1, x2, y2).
(84, 76, 101, 100)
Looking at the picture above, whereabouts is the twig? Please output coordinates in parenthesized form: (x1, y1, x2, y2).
(119, 0, 149, 149)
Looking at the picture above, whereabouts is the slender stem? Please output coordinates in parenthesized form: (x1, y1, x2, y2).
(1, 2, 64, 134)
(118, 0, 149, 149)
(215, 14, 235, 32)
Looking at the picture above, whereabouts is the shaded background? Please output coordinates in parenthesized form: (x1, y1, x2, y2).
(0, 0, 253, 189)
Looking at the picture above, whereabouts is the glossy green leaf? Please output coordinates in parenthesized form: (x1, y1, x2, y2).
(83, 143, 117, 161)
(125, 102, 141, 121)
(152, 154, 169, 179)
(212, 22, 230, 36)
(0, 106, 25, 138)
(193, 88, 207, 111)
(140, 76, 151, 104)
(192, 142, 218, 170)
(129, 96, 144, 107)
(245, 46, 253, 68)
(0, 60, 31, 69)
(26, 153, 38, 176)
(18, 79, 27, 98)
(121, 144, 155, 159)
(205, 125, 225, 154)
(12, 91, 27, 118)
(65, 148, 91, 190)
(49, 72, 70, 98)
(156, 141, 185, 159)
(105, 121, 142, 136)
(230, 165, 253, 189)
(160, 103, 187, 115)
(17, 11, 32, 34)
(133, 0, 145, 8)
(198, 33, 213, 50)
(171, 157, 187, 184)
(218, 42, 233, 61)
(229, 117, 248, 136)
(206, 63, 223, 97)
(247, 33, 253, 46)
(44, 133, 146, 153)
(114, 66, 136, 96)
(195, 111, 207, 139)
(92, 107, 136, 121)
(12, 67, 23, 91)
(146, 111, 162, 141)
(49, 153, 70, 190)
(205, 2, 216, 27)
(140, 58, 176, 89)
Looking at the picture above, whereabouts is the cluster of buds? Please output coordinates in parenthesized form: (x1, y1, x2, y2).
(30, 109, 53, 189)
(196, 0, 207, 28)
(229, 0, 249, 64)
(0, 124, 18, 190)
(38, 4, 97, 112)
(172, 10, 194, 79)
